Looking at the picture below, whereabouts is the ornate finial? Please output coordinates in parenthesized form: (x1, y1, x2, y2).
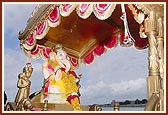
(42, 100, 48, 111)
(114, 102, 120, 111)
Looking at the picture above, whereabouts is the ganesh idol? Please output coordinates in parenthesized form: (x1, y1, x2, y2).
(42, 44, 82, 111)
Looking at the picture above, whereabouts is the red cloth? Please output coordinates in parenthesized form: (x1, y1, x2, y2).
(66, 95, 79, 103)
(60, 68, 77, 78)
(44, 80, 50, 97)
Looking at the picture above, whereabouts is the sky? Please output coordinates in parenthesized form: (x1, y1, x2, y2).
(3, 3, 148, 105)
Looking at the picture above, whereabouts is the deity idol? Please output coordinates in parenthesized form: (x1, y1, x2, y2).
(42, 44, 81, 110)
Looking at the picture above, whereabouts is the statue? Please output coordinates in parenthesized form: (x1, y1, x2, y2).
(15, 63, 33, 111)
(42, 44, 82, 111)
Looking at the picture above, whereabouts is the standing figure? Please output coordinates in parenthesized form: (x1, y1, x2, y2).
(42, 44, 82, 111)
(15, 63, 33, 110)
(42, 51, 67, 103)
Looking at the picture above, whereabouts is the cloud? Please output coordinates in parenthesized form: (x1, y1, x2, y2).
(3, 4, 149, 106)
(80, 78, 147, 105)
(3, 46, 148, 105)
(80, 45, 148, 83)
(4, 4, 37, 35)
(3, 4, 42, 102)
(3, 4, 37, 49)
(3, 48, 43, 102)
(79, 45, 148, 104)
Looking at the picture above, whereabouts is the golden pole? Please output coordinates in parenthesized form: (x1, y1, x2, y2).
(156, 17, 164, 111)
(144, 11, 160, 110)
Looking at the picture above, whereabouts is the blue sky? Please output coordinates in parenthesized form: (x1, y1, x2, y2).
(3, 3, 148, 105)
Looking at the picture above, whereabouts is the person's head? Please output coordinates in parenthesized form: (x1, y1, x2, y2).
(53, 44, 71, 72)
(56, 49, 68, 61)
(23, 63, 33, 78)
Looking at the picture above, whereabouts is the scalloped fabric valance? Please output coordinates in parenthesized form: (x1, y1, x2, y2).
(20, 4, 148, 68)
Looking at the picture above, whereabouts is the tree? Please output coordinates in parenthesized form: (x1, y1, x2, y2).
(135, 99, 141, 104)
(124, 100, 131, 105)
(141, 99, 148, 104)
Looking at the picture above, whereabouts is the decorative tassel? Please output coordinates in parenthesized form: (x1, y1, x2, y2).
(120, 4, 135, 47)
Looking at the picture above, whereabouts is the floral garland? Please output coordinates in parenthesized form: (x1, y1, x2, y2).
(61, 71, 82, 111)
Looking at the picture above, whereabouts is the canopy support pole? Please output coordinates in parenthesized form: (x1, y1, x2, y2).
(144, 11, 160, 111)
(156, 17, 164, 111)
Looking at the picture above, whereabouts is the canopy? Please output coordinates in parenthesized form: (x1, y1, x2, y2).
(18, 3, 164, 68)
